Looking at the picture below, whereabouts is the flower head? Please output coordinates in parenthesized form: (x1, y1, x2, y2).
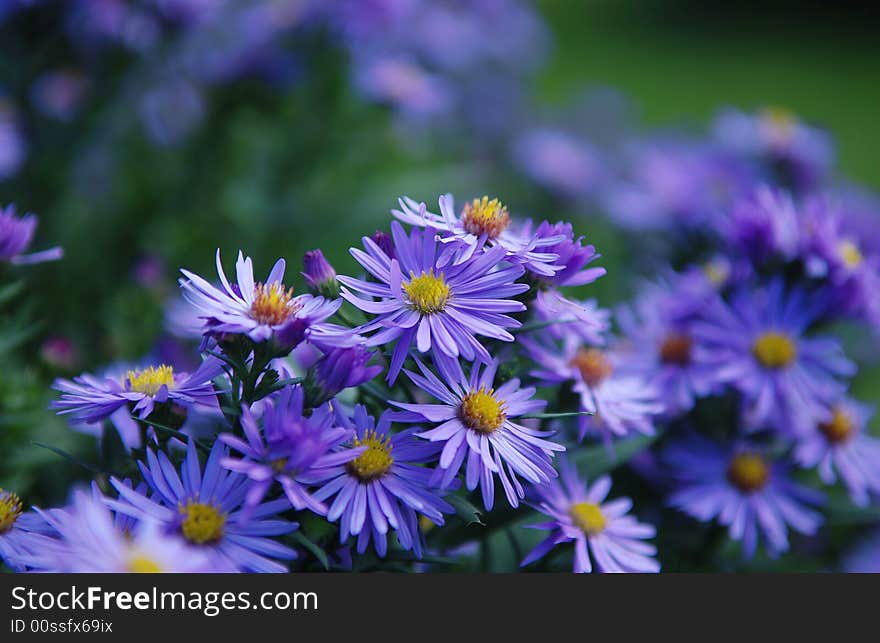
(664, 436, 824, 558)
(338, 220, 528, 383)
(0, 204, 63, 265)
(220, 386, 358, 515)
(303, 344, 382, 407)
(391, 358, 563, 510)
(0, 488, 57, 571)
(526, 220, 605, 287)
(301, 249, 339, 298)
(521, 460, 659, 573)
(108, 441, 298, 572)
(306, 406, 453, 558)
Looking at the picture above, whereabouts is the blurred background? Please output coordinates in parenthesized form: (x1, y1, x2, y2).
(1, 0, 879, 505)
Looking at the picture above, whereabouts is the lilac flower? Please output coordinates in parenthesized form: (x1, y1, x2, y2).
(512, 128, 603, 199)
(531, 289, 610, 344)
(338, 220, 528, 383)
(179, 249, 350, 350)
(220, 387, 359, 516)
(724, 187, 801, 264)
(301, 248, 339, 298)
(52, 358, 222, 424)
(391, 358, 563, 510)
(355, 56, 454, 118)
(523, 334, 663, 442)
(303, 344, 383, 406)
(0, 488, 57, 572)
(692, 280, 855, 434)
(521, 460, 660, 573)
(664, 436, 824, 559)
(392, 194, 562, 276)
(713, 107, 834, 191)
(794, 398, 880, 507)
(0, 204, 63, 264)
(28, 489, 222, 573)
(615, 284, 717, 415)
(525, 220, 605, 287)
(307, 406, 453, 558)
(107, 441, 298, 572)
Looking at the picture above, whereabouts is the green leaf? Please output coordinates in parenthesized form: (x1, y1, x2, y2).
(31, 441, 100, 473)
(570, 434, 658, 478)
(447, 492, 485, 527)
(0, 281, 24, 306)
(522, 411, 594, 419)
(291, 531, 330, 570)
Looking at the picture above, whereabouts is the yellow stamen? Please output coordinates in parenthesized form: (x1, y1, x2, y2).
(179, 500, 226, 545)
(761, 106, 796, 141)
(752, 331, 797, 369)
(0, 489, 23, 534)
(818, 407, 855, 445)
(570, 347, 613, 387)
(570, 502, 606, 535)
(703, 260, 729, 287)
(346, 430, 394, 482)
(403, 269, 450, 314)
(419, 515, 437, 534)
(128, 555, 163, 573)
(125, 365, 175, 397)
(659, 333, 693, 366)
(249, 282, 297, 326)
(461, 196, 511, 239)
(838, 240, 863, 269)
(727, 452, 770, 493)
(459, 386, 506, 434)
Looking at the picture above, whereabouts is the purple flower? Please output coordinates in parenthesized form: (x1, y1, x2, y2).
(511, 128, 603, 198)
(0, 488, 57, 572)
(392, 194, 562, 276)
(52, 358, 222, 424)
(692, 279, 855, 434)
(724, 187, 801, 264)
(338, 220, 528, 383)
(0, 100, 26, 179)
(794, 398, 880, 507)
(531, 289, 610, 344)
(615, 284, 717, 415)
(303, 344, 383, 407)
(391, 358, 563, 510)
(521, 460, 659, 573)
(307, 405, 453, 558)
(301, 248, 339, 298)
(179, 249, 351, 350)
(526, 220, 605, 287)
(220, 387, 358, 516)
(523, 334, 663, 442)
(30, 69, 89, 121)
(27, 489, 222, 573)
(355, 56, 454, 118)
(107, 441, 298, 572)
(664, 436, 824, 559)
(0, 204, 63, 264)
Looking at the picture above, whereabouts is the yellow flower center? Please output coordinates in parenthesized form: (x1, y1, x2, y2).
(459, 386, 506, 434)
(761, 106, 796, 141)
(818, 407, 855, 445)
(461, 196, 511, 239)
(838, 240, 863, 269)
(271, 457, 288, 474)
(659, 333, 693, 366)
(571, 347, 613, 387)
(126, 365, 175, 397)
(0, 489, 23, 534)
(752, 332, 797, 369)
(703, 260, 729, 287)
(249, 282, 297, 326)
(179, 500, 226, 545)
(127, 555, 163, 573)
(727, 453, 770, 493)
(346, 430, 394, 482)
(403, 269, 450, 314)
(570, 502, 606, 535)
(419, 515, 437, 534)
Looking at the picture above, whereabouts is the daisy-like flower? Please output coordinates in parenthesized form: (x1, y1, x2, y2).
(0, 488, 58, 572)
(724, 187, 801, 264)
(107, 441, 298, 573)
(52, 358, 223, 424)
(525, 220, 605, 287)
(521, 460, 660, 573)
(338, 220, 528, 383)
(692, 279, 856, 434)
(0, 203, 63, 264)
(523, 333, 663, 442)
(302, 344, 383, 407)
(391, 358, 563, 510)
(794, 398, 880, 507)
(615, 283, 717, 415)
(28, 490, 223, 573)
(664, 436, 824, 559)
(306, 406, 453, 558)
(219, 386, 359, 516)
(392, 193, 563, 276)
(179, 249, 350, 350)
